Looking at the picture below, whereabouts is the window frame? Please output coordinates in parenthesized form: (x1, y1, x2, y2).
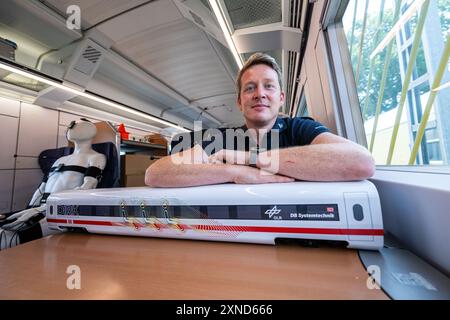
(320, 0, 450, 173)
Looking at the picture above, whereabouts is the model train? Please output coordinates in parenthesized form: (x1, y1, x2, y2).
(46, 181, 384, 250)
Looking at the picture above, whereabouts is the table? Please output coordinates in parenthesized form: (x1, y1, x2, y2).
(0, 233, 388, 299)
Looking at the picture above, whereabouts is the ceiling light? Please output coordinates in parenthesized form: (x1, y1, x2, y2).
(208, 0, 243, 69)
(0, 60, 190, 132)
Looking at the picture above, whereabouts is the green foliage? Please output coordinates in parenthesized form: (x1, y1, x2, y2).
(438, 0, 450, 43)
(347, 3, 432, 120)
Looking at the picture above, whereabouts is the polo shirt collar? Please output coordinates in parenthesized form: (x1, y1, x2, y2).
(240, 117, 287, 132)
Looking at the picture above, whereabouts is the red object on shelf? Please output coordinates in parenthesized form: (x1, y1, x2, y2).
(117, 123, 129, 140)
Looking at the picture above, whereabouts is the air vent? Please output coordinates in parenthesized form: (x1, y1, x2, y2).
(285, 51, 299, 114)
(223, 0, 281, 30)
(64, 38, 108, 86)
(289, 0, 308, 29)
(71, 40, 107, 77)
(189, 10, 206, 27)
(82, 46, 102, 64)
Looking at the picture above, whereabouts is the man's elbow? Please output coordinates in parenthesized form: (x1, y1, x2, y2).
(144, 164, 161, 187)
(353, 154, 375, 180)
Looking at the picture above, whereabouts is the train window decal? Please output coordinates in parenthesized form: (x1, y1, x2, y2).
(56, 204, 339, 221)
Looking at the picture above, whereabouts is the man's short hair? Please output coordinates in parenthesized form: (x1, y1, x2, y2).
(236, 53, 283, 97)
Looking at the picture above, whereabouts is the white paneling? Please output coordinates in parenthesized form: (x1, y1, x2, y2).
(59, 111, 98, 126)
(0, 96, 20, 117)
(96, 0, 182, 42)
(17, 103, 58, 157)
(12, 169, 43, 211)
(0, 170, 14, 212)
(15, 156, 39, 169)
(57, 125, 69, 148)
(0, 115, 19, 169)
(372, 170, 450, 276)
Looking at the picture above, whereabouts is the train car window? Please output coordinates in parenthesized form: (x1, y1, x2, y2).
(237, 205, 262, 220)
(296, 93, 309, 118)
(343, 0, 450, 166)
(206, 206, 230, 219)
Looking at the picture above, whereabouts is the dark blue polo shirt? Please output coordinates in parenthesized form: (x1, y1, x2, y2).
(170, 117, 330, 155)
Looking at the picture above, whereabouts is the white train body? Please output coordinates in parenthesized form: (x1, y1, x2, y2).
(46, 181, 384, 250)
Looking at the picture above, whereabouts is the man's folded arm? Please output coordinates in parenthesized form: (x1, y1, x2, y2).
(145, 145, 294, 187)
(257, 132, 375, 181)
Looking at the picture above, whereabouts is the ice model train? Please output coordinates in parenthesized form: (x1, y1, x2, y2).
(46, 181, 384, 250)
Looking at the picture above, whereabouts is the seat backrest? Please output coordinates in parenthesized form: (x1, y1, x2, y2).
(38, 146, 74, 175)
(38, 142, 119, 188)
(92, 142, 119, 188)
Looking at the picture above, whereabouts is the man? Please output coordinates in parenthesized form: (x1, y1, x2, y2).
(145, 53, 375, 187)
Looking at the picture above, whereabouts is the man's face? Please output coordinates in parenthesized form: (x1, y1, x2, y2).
(237, 64, 285, 129)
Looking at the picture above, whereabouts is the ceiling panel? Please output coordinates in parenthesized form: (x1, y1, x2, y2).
(17, 0, 243, 127)
(42, 0, 152, 29)
(114, 19, 236, 102)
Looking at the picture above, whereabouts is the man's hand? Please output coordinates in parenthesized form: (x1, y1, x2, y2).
(231, 165, 294, 184)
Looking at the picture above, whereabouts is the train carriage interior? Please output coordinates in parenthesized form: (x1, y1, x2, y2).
(0, 0, 449, 300)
